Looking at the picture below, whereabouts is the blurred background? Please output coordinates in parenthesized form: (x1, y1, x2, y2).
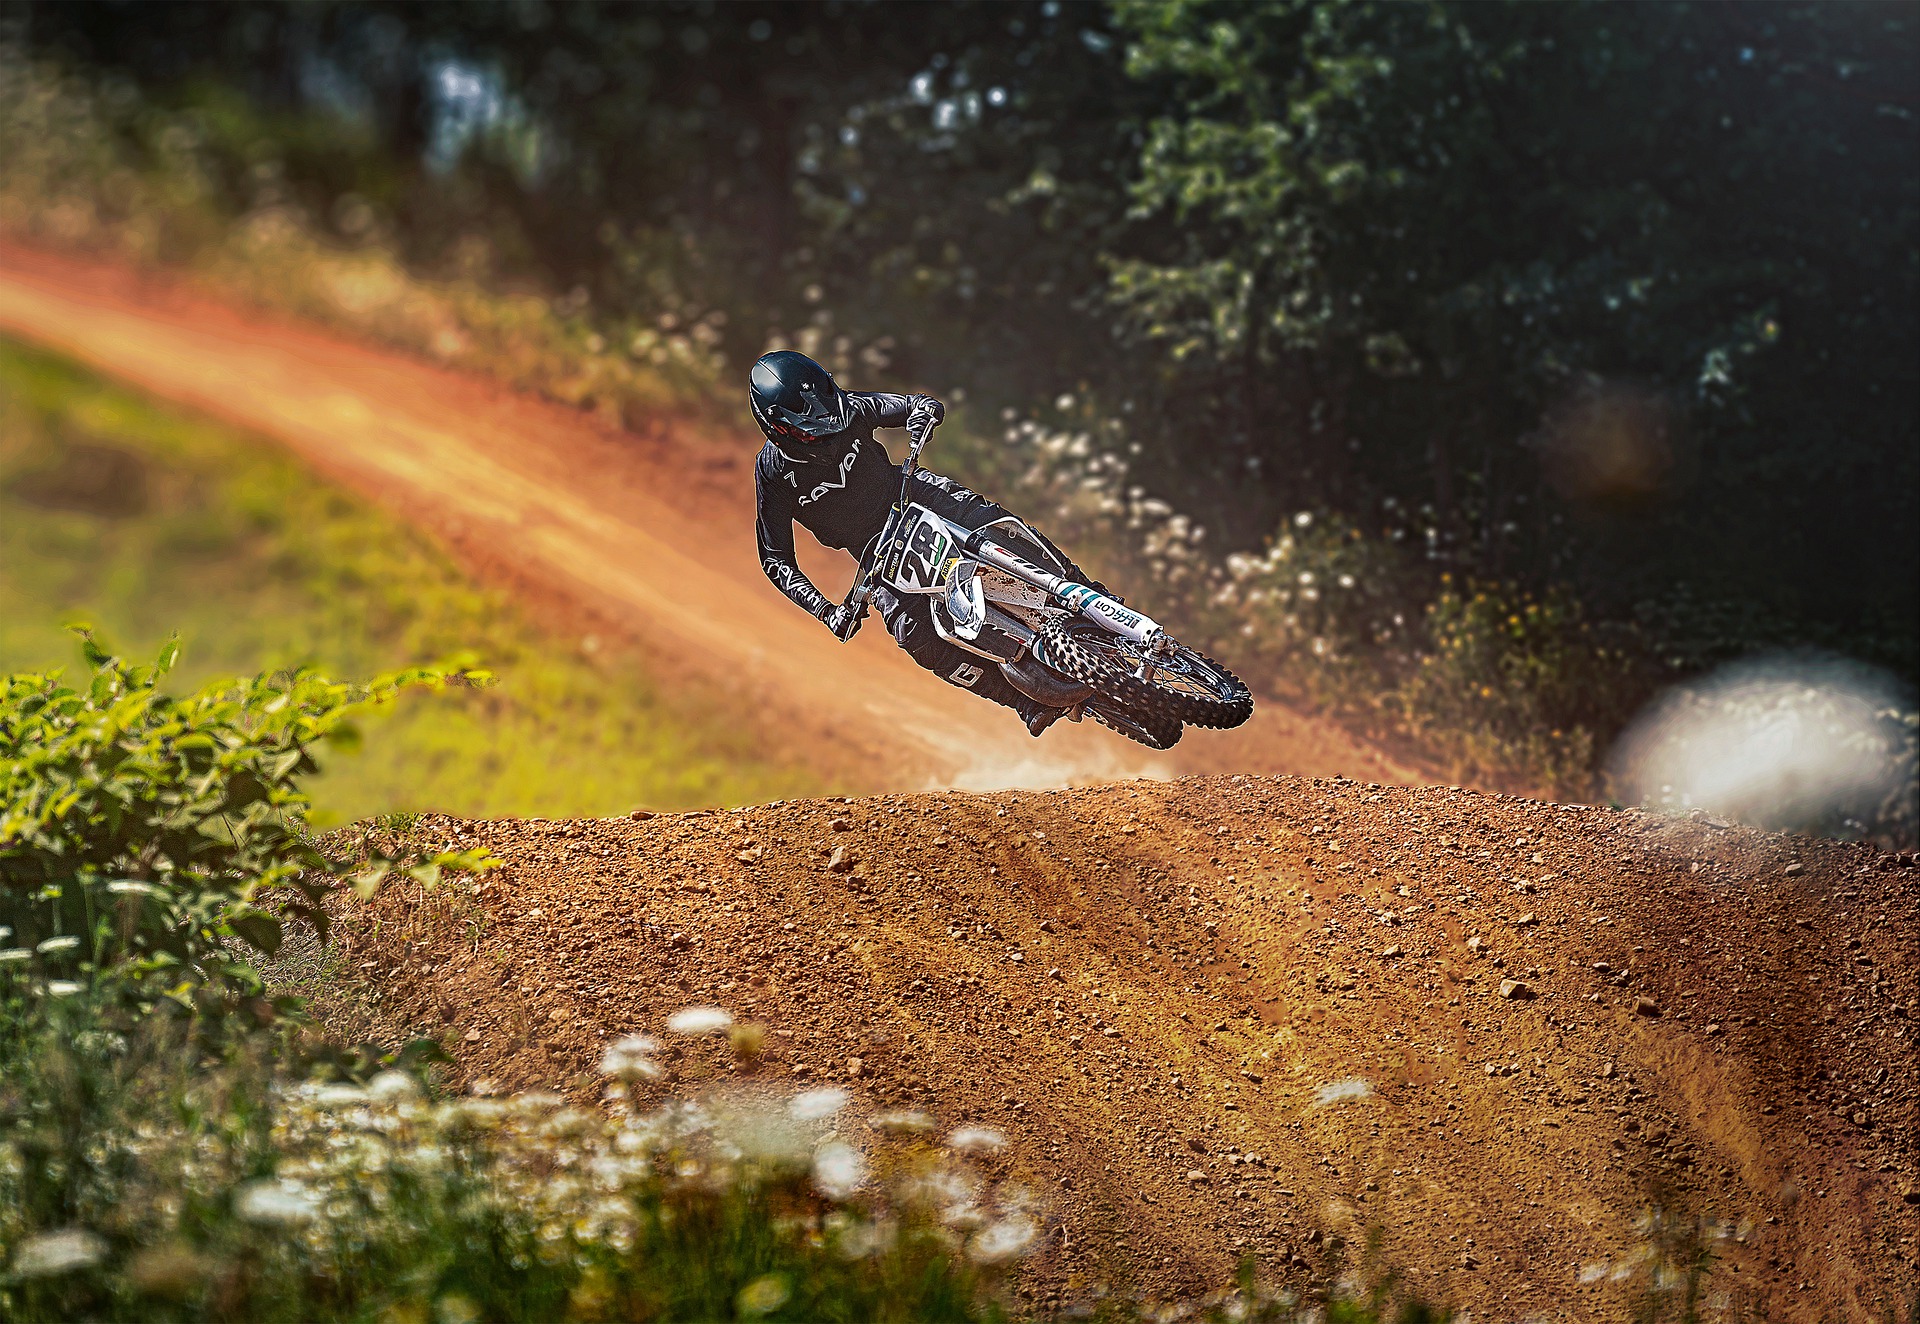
(0, 0, 1913, 841)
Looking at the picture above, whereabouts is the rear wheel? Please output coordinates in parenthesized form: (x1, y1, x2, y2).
(1038, 618, 1253, 730)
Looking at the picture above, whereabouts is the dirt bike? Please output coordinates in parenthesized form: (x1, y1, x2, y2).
(830, 416, 1253, 749)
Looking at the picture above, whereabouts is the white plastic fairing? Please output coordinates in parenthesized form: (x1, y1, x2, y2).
(947, 565, 986, 640)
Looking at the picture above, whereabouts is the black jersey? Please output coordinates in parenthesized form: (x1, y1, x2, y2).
(754, 391, 929, 620)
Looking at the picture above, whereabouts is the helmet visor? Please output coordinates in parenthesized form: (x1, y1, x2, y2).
(766, 382, 851, 439)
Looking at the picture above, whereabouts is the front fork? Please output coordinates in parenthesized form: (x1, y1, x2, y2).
(962, 532, 1166, 648)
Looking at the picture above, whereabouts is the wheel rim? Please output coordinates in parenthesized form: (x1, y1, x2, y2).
(1072, 629, 1237, 703)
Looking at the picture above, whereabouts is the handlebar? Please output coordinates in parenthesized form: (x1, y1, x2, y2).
(830, 416, 938, 640)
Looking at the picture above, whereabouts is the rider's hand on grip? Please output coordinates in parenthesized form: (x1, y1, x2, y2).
(822, 600, 867, 642)
(907, 396, 945, 445)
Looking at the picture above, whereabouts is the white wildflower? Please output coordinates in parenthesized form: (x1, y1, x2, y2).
(599, 1036, 664, 1080)
(1311, 1078, 1373, 1108)
(946, 1125, 1007, 1153)
(789, 1087, 850, 1121)
(235, 1179, 321, 1227)
(312, 1085, 369, 1109)
(452, 1099, 506, 1126)
(0, 949, 30, 966)
(666, 1006, 733, 1035)
(813, 1140, 867, 1199)
(366, 1071, 422, 1104)
(868, 1109, 936, 1134)
(10, 1228, 107, 1277)
(831, 1213, 897, 1260)
(35, 936, 80, 956)
(106, 880, 158, 897)
(44, 981, 83, 997)
(968, 1216, 1039, 1264)
(736, 1274, 792, 1316)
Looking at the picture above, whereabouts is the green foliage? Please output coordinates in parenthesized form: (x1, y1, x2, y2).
(0, 338, 823, 821)
(1392, 582, 1645, 797)
(0, 634, 493, 1013)
(1103, 0, 1918, 620)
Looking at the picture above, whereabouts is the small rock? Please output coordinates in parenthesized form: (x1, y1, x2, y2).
(1186, 1138, 1207, 1154)
(1101, 1026, 1120, 1038)
(1186, 1169, 1209, 1185)
(1461, 1251, 1480, 1269)
(1467, 936, 1487, 954)
(1499, 979, 1534, 1000)
(830, 817, 854, 833)
(1241, 1070, 1263, 1083)
(1039, 919, 1055, 933)
(1592, 961, 1612, 974)
(847, 1057, 864, 1078)
(1515, 912, 1538, 927)
(1600, 1062, 1616, 1079)
(736, 847, 763, 864)
(1008, 951, 1025, 963)
(827, 846, 853, 873)
(464, 1028, 482, 1043)
(1705, 1022, 1722, 1036)
(1783, 862, 1804, 877)
(909, 979, 927, 992)
(1047, 967, 1064, 981)
(629, 809, 656, 821)
(1634, 996, 1662, 1018)
(1381, 944, 1404, 959)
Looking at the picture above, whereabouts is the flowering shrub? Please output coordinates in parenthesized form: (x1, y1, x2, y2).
(0, 634, 493, 1019)
(1392, 583, 1648, 798)
(1219, 512, 1424, 695)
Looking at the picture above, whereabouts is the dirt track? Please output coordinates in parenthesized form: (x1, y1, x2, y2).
(9, 243, 1916, 1319)
(0, 241, 1415, 795)
(340, 778, 1918, 1320)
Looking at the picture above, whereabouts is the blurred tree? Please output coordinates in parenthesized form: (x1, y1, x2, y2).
(5, 0, 1915, 666)
(1102, 0, 1918, 628)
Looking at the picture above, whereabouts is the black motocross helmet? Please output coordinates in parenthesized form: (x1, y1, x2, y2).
(750, 350, 851, 451)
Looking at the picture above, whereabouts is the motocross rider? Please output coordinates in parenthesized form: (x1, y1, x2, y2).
(750, 349, 1096, 736)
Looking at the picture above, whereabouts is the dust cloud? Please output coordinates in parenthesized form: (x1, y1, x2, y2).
(1607, 652, 1918, 842)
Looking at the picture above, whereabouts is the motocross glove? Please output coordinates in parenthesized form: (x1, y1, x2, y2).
(820, 599, 868, 641)
(907, 395, 946, 443)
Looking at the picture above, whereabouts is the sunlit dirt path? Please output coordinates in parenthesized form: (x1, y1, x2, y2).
(0, 242, 1418, 794)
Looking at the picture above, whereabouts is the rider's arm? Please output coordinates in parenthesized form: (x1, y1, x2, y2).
(755, 457, 836, 623)
(850, 391, 944, 434)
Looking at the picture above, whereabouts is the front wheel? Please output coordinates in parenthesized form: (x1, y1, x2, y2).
(1038, 618, 1253, 730)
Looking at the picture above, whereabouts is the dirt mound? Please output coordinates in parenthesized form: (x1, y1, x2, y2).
(336, 776, 1918, 1319)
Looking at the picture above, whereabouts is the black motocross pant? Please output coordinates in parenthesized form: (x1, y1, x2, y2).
(873, 472, 1101, 718)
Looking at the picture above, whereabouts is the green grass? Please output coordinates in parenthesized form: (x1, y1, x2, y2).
(0, 336, 822, 824)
